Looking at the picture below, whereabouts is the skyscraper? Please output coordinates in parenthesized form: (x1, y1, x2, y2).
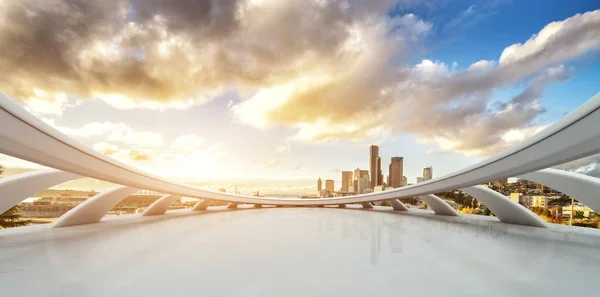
(423, 166, 433, 181)
(388, 157, 403, 188)
(377, 156, 383, 186)
(341, 171, 353, 192)
(357, 175, 369, 194)
(370, 145, 380, 188)
(354, 167, 369, 194)
(317, 177, 322, 192)
(325, 180, 334, 192)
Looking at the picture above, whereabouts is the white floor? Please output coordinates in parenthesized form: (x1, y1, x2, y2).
(1, 206, 599, 297)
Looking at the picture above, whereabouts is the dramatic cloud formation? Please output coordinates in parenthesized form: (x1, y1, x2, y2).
(232, 9, 600, 156)
(1, 1, 599, 157)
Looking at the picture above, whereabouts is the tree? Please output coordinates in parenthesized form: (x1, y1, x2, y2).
(483, 207, 491, 216)
(0, 205, 31, 228)
(541, 208, 552, 217)
(574, 211, 584, 219)
(0, 165, 31, 228)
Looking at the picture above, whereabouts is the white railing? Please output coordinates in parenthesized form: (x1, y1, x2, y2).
(1, 93, 600, 228)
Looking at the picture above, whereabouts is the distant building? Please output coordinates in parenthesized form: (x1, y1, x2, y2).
(317, 177, 322, 195)
(562, 204, 594, 218)
(489, 178, 508, 187)
(388, 157, 403, 188)
(377, 156, 383, 187)
(529, 195, 560, 208)
(341, 171, 353, 192)
(353, 167, 369, 194)
(370, 145, 381, 188)
(423, 166, 433, 181)
(218, 188, 226, 193)
(325, 180, 334, 193)
(416, 177, 424, 183)
(509, 193, 521, 204)
(402, 176, 407, 187)
(357, 175, 369, 194)
(319, 190, 332, 198)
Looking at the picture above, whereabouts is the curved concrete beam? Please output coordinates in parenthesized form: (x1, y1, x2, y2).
(2, 93, 600, 212)
(191, 199, 210, 211)
(142, 194, 181, 216)
(418, 194, 459, 216)
(388, 199, 409, 211)
(460, 186, 547, 228)
(0, 169, 81, 214)
(53, 186, 140, 228)
(517, 168, 600, 212)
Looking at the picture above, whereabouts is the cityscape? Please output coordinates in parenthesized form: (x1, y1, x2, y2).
(314, 145, 433, 198)
(308, 144, 599, 229)
(1, 144, 598, 230)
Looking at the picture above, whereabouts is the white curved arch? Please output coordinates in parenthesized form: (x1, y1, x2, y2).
(388, 199, 409, 211)
(417, 194, 459, 216)
(460, 186, 548, 227)
(517, 168, 600, 212)
(1, 93, 600, 215)
(142, 194, 181, 216)
(191, 199, 210, 211)
(53, 186, 140, 228)
(0, 169, 81, 214)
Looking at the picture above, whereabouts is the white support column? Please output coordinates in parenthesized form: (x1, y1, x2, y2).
(0, 169, 81, 214)
(417, 194, 459, 216)
(460, 186, 548, 227)
(517, 168, 600, 213)
(53, 186, 140, 228)
(227, 203, 238, 209)
(191, 199, 210, 211)
(388, 199, 409, 211)
(361, 202, 373, 209)
(142, 194, 181, 216)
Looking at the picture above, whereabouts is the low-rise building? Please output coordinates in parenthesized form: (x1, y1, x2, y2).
(562, 204, 595, 218)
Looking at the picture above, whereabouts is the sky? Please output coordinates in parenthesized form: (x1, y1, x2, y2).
(1, 0, 600, 195)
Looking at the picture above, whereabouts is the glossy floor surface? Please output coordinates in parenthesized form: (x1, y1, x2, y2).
(1, 206, 599, 297)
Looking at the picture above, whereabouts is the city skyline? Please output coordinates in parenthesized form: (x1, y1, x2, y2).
(1, 1, 600, 194)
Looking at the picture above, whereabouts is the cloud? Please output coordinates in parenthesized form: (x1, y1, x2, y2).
(231, 10, 600, 157)
(266, 160, 280, 168)
(20, 91, 81, 116)
(171, 134, 205, 151)
(275, 143, 291, 153)
(0, 0, 398, 109)
(554, 154, 600, 178)
(2, 1, 600, 158)
(43, 119, 164, 148)
(126, 150, 152, 161)
(93, 142, 119, 155)
(93, 141, 152, 162)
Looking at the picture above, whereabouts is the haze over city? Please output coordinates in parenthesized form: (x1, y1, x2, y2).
(1, 0, 600, 195)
